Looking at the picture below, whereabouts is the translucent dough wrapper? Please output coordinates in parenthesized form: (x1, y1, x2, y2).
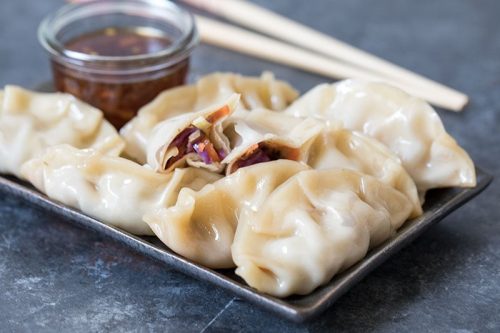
(232, 169, 413, 297)
(284, 80, 476, 196)
(306, 128, 422, 216)
(21, 145, 221, 235)
(0, 86, 124, 178)
(143, 160, 309, 268)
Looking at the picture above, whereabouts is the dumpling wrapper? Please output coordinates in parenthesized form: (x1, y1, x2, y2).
(284, 80, 476, 195)
(121, 72, 299, 163)
(21, 145, 221, 235)
(306, 128, 422, 216)
(0, 86, 124, 178)
(223, 109, 324, 174)
(146, 94, 239, 173)
(143, 160, 309, 269)
(232, 169, 413, 297)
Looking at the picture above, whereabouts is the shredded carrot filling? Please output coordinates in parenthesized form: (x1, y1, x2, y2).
(204, 142, 221, 162)
(207, 105, 230, 123)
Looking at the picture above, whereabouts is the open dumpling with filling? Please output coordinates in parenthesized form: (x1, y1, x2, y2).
(0, 86, 124, 178)
(223, 109, 324, 174)
(21, 145, 221, 235)
(306, 128, 422, 216)
(232, 169, 413, 297)
(143, 160, 309, 268)
(121, 72, 299, 163)
(147, 94, 239, 173)
(284, 80, 476, 196)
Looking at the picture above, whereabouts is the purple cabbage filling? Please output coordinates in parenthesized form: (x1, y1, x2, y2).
(193, 144, 212, 164)
(236, 148, 273, 169)
(170, 127, 198, 150)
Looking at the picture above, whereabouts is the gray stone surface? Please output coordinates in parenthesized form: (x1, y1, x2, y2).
(0, 0, 499, 331)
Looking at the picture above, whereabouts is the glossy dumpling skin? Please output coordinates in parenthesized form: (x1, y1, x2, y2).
(143, 160, 309, 269)
(121, 72, 299, 163)
(307, 128, 422, 216)
(232, 169, 413, 297)
(20, 145, 221, 235)
(284, 80, 476, 194)
(223, 109, 324, 174)
(147, 94, 239, 173)
(0, 86, 124, 178)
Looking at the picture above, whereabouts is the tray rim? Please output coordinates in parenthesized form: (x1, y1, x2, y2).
(0, 168, 493, 323)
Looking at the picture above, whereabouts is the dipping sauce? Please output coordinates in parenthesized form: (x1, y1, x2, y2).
(39, 0, 198, 128)
(65, 27, 173, 57)
(52, 27, 189, 128)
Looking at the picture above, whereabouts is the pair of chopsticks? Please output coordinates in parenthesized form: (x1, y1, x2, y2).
(181, 0, 468, 111)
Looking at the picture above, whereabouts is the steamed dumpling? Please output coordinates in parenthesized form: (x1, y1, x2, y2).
(121, 72, 299, 163)
(284, 80, 476, 195)
(143, 160, 309, 268)
(223, 109, 324, 174)
(147, 94, 239, 173)
(306, 128, 422, 216)
(232, 169, 413, 297)
(0, 86, 124, 178)
(21, 145, 221, 235)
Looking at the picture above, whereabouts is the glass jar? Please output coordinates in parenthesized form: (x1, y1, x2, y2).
(38, 0, 198, 128)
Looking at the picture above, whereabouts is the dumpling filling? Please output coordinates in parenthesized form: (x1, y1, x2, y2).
(164, 106, 230, 170)
(228, 142, 300, 174)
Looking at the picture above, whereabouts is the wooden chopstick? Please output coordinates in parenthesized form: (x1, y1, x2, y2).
(196, 16, 464, 111)
(183, 0, 468, 111)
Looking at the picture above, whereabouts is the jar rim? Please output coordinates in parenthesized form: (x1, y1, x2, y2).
(38, 0, 198, 70)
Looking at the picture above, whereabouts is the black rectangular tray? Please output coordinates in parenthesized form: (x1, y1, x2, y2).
(0, 168, 492, 322)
